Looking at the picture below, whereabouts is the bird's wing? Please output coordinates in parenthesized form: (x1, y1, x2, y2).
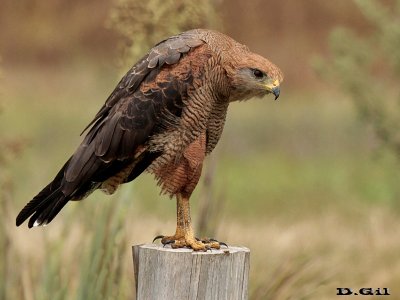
(61, 33, 206, 197)
(82, 32, 204, 134)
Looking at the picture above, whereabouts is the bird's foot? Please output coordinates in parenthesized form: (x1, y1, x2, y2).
(153, 235, 227, 251)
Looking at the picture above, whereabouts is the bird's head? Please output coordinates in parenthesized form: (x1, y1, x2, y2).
(225, 49, 284, 102)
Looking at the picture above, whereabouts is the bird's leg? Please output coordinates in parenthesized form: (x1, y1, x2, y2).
(153, 195, 186, 244)
(173, 193, 205, 250)
(154, 194, 221, 251)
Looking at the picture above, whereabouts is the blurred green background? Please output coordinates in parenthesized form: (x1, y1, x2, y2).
(1, 0, 400, 299)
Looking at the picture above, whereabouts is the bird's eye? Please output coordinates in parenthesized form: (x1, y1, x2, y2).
(252, 69, 265, 79)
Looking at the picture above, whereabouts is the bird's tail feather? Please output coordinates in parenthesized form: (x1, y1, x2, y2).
(16, 185, 70, 228)
(16, 159, 71, 228)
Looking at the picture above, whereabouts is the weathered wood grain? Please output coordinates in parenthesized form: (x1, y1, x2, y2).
(132, 244, 250, 300)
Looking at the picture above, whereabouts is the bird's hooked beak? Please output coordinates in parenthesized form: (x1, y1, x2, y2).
(265, 79, 281, 100)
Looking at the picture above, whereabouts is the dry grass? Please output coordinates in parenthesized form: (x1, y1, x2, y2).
(5, 200, 400, 299)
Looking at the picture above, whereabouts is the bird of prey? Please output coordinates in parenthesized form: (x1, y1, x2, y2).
(16, 29, 283, 251)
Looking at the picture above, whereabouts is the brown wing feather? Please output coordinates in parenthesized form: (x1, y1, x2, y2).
(81, 34, 204, 134)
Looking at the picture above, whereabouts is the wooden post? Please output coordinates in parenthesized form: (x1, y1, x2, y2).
(132, 244, 250, 300)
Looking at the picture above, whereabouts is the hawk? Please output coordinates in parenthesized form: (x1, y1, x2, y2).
(16, 29, 283, 250)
